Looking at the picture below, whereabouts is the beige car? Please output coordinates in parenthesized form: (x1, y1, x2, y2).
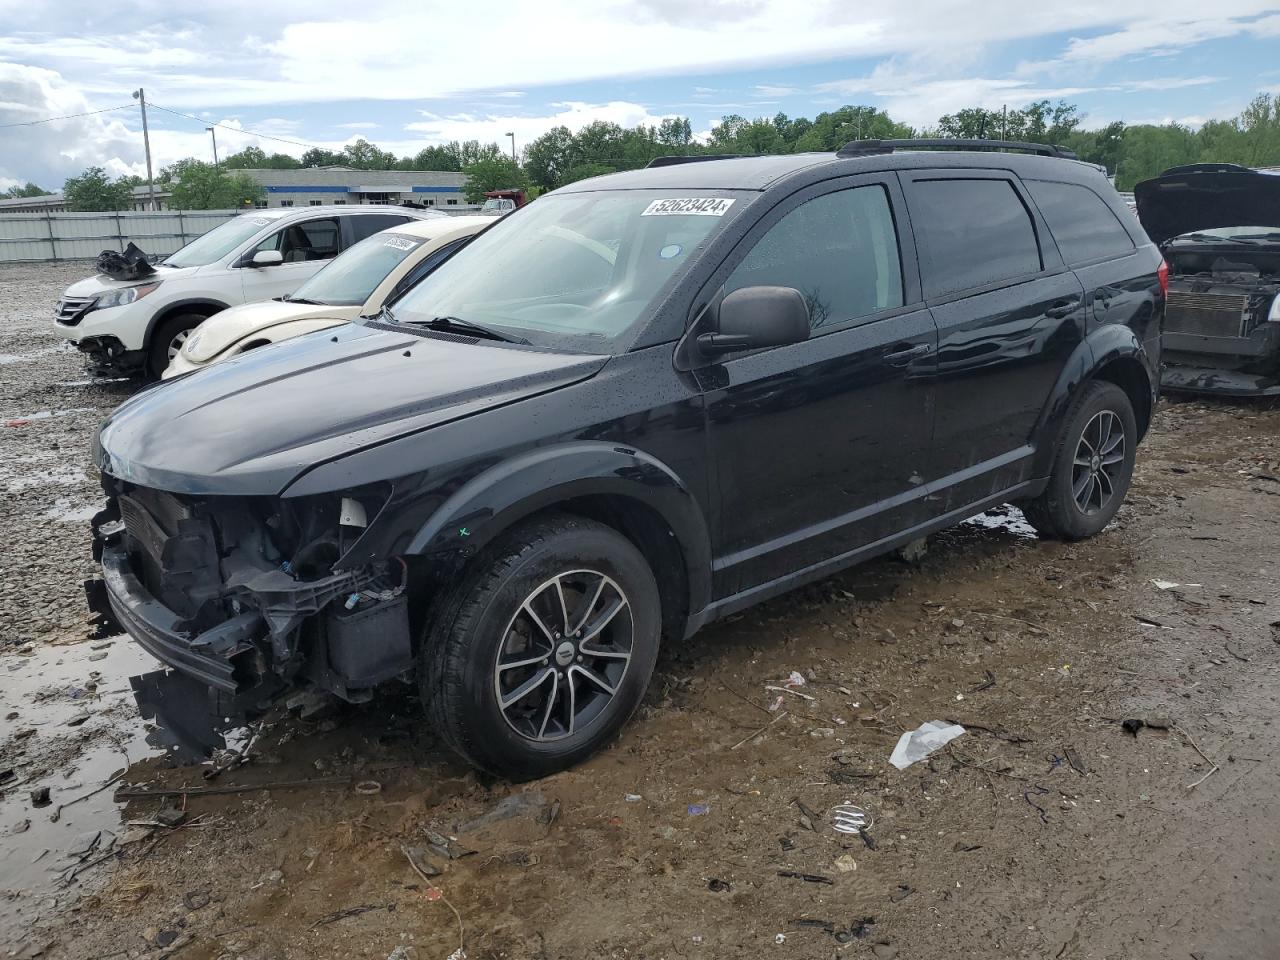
(163, 215, 492, 379)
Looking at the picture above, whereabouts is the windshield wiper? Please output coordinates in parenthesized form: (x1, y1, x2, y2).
(414, 315, 529, 344)
(284, 296, 325, 305)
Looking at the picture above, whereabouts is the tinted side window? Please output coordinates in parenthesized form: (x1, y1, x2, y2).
(1026, 179, 1135, 265)
(349, 214, 413, 243)
(726, 185, 903, 333)
(911, 179, 1041, 299)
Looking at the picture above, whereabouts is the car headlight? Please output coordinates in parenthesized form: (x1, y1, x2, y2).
(95, 282, 161, 310)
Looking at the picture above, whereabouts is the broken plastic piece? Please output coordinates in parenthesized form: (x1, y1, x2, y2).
(888, 720, 965, 769)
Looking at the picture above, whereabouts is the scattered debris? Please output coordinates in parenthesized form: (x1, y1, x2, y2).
(871, 943, 899, 960)
(1064, 745, 1088, 776)
(1121, 719, 1144, 737)
(833, 855, 857, 873)
(831, 803, 872, 834)
(889, 720, 966, 769)
(970, 670, 996, 692)
(1151, 579, 1200, 590)
(889, 885, 914, 903)
(355, 780, 383, 795)
(155, 806, 186, 828)
(687, 803, 710, 816)
(114, 776, 349, 800)
(311, 904, 394, 928)
(30, 786, 51, 808)
(778, 870, 834, 885)
(1023, 784, 1051, 824)
(183, 890, 211, 911)
(707, 878, 731, 893)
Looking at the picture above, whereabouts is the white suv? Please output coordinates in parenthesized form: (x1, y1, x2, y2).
(54, 205, 441, 379)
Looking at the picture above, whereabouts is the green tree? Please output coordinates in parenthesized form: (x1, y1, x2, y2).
(562, 162, 616, 185)
(167, 161, 265, 209)
(3, 181, 50, 199)
(222, 145, 268, 168)
(525, 126, 579, 190)
(63, 167, 132, 211)
(341, 139, 398, 170)
(300, 147, 344, 167)
(461, 151, 530, 203)
(409, 144, 464, 171)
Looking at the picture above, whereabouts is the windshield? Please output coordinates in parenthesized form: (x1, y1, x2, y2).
(289, 232, 425, 306)
(390, 190, 746, 352)
(162, 216, 276, 268)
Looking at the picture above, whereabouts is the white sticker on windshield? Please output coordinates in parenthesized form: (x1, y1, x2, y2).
(383, 236, 420, 251)
(641, 197, 735, 217)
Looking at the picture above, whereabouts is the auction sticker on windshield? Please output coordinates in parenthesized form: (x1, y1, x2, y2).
(641, 198, 736, 217)
(382, 236, 420, 251)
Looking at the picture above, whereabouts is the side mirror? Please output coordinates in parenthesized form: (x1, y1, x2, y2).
(250, 249, 283, 267)
(697, 285, 810, 357)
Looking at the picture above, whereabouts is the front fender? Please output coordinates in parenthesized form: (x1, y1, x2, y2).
(404, 441, 713, 617)
(1031, 324, 1152, 477)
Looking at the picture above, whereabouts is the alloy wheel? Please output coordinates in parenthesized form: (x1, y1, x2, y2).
(1071, 410, 1125, 516)
(166, 328, 191, 362)
(492, 570, 633, 742)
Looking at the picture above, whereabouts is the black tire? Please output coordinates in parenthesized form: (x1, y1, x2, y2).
(1023, 380, 1137, 540)
(421, 513, 661, 780)
(147, 313, 205, 379)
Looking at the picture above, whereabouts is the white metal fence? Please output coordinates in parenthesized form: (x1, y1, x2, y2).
(0, 209, 243, 263)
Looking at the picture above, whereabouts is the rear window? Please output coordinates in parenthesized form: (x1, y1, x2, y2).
(910, 179, 1041, 299)
(1026, 180, 1135, 265)
(350, 214, 413, 243)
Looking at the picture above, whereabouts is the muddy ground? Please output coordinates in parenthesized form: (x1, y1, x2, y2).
(1, 260, 1278, 960)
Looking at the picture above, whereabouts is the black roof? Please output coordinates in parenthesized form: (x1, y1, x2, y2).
(558, 147, 1102, 194)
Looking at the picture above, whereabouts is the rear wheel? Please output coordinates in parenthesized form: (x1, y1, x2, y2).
(1023, 380, 1136, 540)
(147, 313, 206, 380)
(421, 514, 661, 780)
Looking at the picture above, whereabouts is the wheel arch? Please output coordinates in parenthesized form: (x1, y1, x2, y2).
(143, 298, 230, 348)
(404, 442, 712, 642)
(1032, 325, 1155, 477)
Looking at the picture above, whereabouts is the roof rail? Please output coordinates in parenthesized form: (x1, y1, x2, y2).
(836, 138, 1078, 160)
(646, 154, 744, 168)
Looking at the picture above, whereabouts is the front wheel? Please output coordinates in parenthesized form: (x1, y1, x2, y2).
(421, 514, 661, 780)
(1023, 380, 1137, 540)
(147, 313, 206, 380)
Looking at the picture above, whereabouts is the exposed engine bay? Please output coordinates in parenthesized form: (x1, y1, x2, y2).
(1163, 246, 1280, 347)
(86, 475, 414, 715)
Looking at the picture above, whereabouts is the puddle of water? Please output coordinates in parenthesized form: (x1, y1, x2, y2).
(4, 407, 96, 422)
(0, 346, 63, 366)
(0, 639, 164, 946)
(3, 465, 86, 494)
(963, 505, 1039, 540)
(39, 498, 102, 523)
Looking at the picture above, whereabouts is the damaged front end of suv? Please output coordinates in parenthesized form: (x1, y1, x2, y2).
(87, 478, 413, 715)
(1135, 163, 1280, 396)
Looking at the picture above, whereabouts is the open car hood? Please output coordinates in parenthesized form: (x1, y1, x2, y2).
(1135, 166, 1280, 247)
(97, 323, 607, 496)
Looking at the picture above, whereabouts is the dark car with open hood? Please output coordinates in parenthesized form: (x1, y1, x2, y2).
(1135, 162, 1280, 396)
(88, 140, 1165, 780)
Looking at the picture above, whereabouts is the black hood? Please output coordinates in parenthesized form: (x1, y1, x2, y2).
(1135, 165, 1280, 247)
(96, 323, 607, 496)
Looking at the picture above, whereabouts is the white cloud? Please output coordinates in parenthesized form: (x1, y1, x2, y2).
(754, 84, 800, 97)
(335, 121, 379, 130)
(1118, 76, 1223, 91)
(403, 100, 678, 152)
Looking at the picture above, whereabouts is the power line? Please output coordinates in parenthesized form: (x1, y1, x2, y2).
(0, 104, 133, 129)
(147, 102, 327, 151)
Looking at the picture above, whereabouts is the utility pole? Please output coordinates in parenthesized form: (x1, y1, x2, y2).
(206, 126, 219, 166)
(132, 88, 156, 210)
(506, 131, 516, 164)
(1002, 104, 1008, 140)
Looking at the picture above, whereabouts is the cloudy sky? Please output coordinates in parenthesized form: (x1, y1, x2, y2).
(1, 0, 1279, 190)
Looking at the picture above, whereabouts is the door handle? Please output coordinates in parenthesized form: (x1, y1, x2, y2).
(1044, 298, 1082, 319)
(882, 343, 932, 367)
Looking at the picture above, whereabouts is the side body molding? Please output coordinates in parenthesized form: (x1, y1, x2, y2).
(405, 441, 714, 623)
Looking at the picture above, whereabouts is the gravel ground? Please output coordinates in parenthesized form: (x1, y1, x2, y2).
(2, 261, 1279, 960)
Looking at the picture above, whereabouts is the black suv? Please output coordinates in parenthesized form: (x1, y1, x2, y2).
(88, 140, 1164, 779)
